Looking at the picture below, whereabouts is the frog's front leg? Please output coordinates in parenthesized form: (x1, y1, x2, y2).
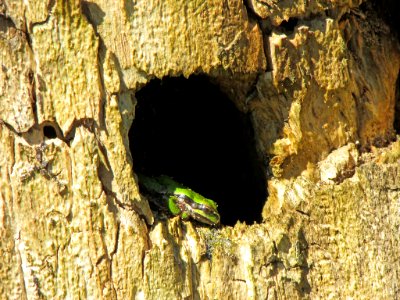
(165, 194, 189, 221)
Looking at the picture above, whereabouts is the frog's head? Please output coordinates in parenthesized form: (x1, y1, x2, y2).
(174, 194, 220, 226)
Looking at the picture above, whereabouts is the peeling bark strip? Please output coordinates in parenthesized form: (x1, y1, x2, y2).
(1, 0, 400, 299)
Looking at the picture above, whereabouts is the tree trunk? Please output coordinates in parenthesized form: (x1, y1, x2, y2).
(1, 0, 399, 299)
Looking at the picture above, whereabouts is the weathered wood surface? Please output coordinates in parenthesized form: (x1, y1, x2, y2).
(1, 0, 399, 298)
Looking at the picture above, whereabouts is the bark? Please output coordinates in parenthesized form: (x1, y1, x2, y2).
(0, 0, 399, 299)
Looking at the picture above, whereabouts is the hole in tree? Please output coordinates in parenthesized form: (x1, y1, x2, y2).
(129, 76, 267, 226)
(280, 18, 299, 33)
(43, 125, 57, 139)
(369, 0, 400, 39)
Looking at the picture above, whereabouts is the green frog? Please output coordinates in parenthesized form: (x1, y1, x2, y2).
(137, 174, 220, 226)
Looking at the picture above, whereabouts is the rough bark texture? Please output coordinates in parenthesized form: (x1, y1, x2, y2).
(1, 0, 399, 299)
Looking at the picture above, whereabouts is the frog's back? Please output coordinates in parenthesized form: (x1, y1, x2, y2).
(157, 175, 185, 190)
(139, 174, 217, 208)
(137, 173, 174, 195)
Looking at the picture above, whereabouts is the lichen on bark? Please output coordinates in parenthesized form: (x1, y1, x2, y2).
(1, 0, 400, 299)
